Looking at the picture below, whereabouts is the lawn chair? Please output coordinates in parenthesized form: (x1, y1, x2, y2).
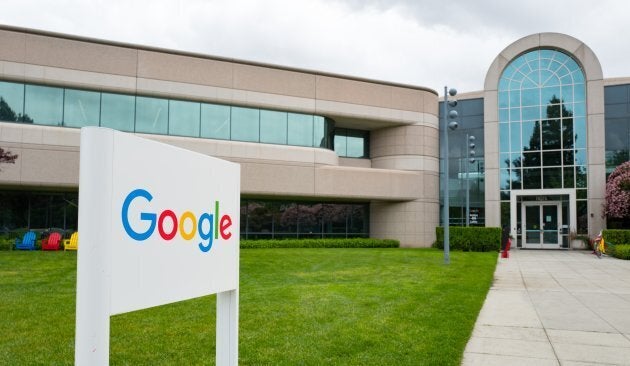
(63, 232, 78, 251)
(42, 232, 62, 251)
(15, 231, 37, 250)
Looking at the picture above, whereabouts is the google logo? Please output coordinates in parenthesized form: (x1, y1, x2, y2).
(121, 188, 233, 252)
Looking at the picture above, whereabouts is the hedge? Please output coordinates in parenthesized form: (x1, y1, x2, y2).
(603, 229, 630, 246)
(612, 244, 630, 260)
(240, 238, 399, 249)
(433, 227, 501, 252)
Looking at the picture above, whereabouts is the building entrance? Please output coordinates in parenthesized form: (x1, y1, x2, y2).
(522, 201, 562, 249)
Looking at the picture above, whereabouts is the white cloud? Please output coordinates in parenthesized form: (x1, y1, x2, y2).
(1, 0, 630, 93)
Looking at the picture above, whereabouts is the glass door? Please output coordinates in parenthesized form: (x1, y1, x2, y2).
(522, 202, 561, 249)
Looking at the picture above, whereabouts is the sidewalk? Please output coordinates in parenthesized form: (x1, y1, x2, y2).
(463, 250, 630, 365)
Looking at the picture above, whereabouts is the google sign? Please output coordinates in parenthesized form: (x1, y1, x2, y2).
(121, 188, 233, 252)
(75, 127, 239, 365)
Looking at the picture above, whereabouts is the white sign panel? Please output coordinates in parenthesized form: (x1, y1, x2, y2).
(75, 127, 239, 365)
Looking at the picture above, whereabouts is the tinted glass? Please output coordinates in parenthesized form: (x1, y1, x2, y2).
(346, 130, 366, 158)
(313, 116, 326, 148)
(288, 113, 313, 147)
(231, 106, 259, 142)
(100, 93, 134, 132)
(63, 89, 100, 128)
(24, 85, 63, 126)
(0, 81, 25, 122)
(334, 130, 347, 156)
(136, 96, 168, 134)
(169, 100, 200, 137)
(201, 104, 230, 140)
(260, 110, 287, 144)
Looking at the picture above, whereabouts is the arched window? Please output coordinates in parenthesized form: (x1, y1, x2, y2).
(498, 49, 587, 197)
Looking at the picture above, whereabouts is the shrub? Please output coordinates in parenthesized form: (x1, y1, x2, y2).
(433, 227, 501, 252)
(603, 229, 630, 246)
(0, 237, 14, 251)
(240, 238, 399, 249)
(612, 244, 630, 260)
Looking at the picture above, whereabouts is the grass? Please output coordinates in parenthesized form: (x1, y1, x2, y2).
(0, 249, 497, 365)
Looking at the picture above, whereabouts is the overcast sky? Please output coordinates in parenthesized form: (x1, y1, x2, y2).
(2, 0, 630, 93)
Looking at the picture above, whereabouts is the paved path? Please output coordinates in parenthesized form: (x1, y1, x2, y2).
(463, 250, 630, 366)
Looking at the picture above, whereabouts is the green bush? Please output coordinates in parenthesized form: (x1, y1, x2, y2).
(603, 230, 630, 246)
(612, 244, 630, 260)
(240, 238, 399, 249)
(433, 227, 501, 252)
(0, 237, 14, 251)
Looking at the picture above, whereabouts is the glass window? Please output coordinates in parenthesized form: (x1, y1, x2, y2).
(231, 106, 259, 142)
(543, 151, 562, 166)
(541, 86, 561, 104)
(169, 100, 200, 137)
(563, 150, 574, 165)
(543, 168, 562, 188)
(136, 96, 168, 134)
(573, 117, 587, 148)
(498, 91, 508, 108)
(500, 153, 511, 169)
(63, 89, 100, 128)
(288, 113, 313, 147)
(522, 152, 541, 167)
(0, 81, 25, 122)
(563, 167, 575, 188)
(521, 89, 539, 107)
(575, 149, 587, 165)
(260, 110, 287, 144)
(499, 124, 509, 152)
(522, 106, 539, 121)
(101, 93, 134, 132)
(523, 168, 541, 189)
(562, 119, 574, 148)
(500, 169, 510, 190)
(542, 120, 561, 150)
(313, 116, 326, 148)
(24, 84, 63, 126)
(522, 121, 540, 151)
(346, 130, 366, 158)
(335, 129, 347, 156)
(201, 104, 230, 140)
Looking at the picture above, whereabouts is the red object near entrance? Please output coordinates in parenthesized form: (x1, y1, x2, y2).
(501, 238, 511, 258)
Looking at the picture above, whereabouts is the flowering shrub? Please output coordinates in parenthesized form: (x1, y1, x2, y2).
(604, 161, 630, 219)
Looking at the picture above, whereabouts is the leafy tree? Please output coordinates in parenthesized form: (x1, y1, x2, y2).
(604, 161, 630, 220)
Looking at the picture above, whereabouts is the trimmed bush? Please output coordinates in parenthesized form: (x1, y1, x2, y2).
(603, 229, 630, 246)
(240, 238, 399, 249)
(433, 227, 501, 252)
(612, 244, 630, 260)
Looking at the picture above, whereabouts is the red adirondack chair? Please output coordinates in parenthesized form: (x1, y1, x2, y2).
(42, 232, 62, 251)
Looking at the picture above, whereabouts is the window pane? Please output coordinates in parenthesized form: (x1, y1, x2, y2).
(313, 116, 326, 148)
(169, 100, 200, 137)
(575, 149, 587, 165)
(543, 151, 561, 166)
(346, 130, 366, 158)
(0, 81, 25, 122)
(523, 152, 541, 167)
(201, 104, 230, 140)
(542, 119, 561, 150)
(523, 168, 541, 189)
(522, 121, 540, 151)
(288, 113, 313, 147)
(500, 153, 511, 169)
(563, 167, 574, 188)
(100, 93, 134, 132)
(136, 96, 168, 134)
(260, 110, 287, 144)
(335, 130, 347, 156)
(499, 124, 509, 152)
(63, 89, 100, 128)
(231, 106, 259, 142)
(574, 117, 586, 148)
(543, 167, 562, 188)
(521, 89, 539, 107)
(24, 85, 63, 126)
(562, 119, 574, 149)
(500, 169, 510, 190)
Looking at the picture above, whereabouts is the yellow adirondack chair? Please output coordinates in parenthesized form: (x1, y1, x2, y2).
(63, 232, 78, 251)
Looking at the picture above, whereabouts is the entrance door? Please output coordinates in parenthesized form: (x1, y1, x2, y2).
(522, 202, 561, 249)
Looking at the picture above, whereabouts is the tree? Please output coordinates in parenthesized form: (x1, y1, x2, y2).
(0, 147, 18, 170)
(604, 161, 630, 221)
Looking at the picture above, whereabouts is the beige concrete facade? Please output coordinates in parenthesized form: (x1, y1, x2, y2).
(483, 32, 606, 238)
(0, 26, 439, 247)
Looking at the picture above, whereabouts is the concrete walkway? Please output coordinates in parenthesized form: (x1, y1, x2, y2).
(463, 250, 630, 366)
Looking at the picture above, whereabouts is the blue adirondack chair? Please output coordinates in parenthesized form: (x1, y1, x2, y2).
(15, 231, 37, 250)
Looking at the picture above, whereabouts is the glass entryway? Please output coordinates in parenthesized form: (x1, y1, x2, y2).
(522, 201, 562, 249)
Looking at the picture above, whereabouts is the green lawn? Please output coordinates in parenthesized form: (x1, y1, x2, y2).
(0, 249, 497, 365)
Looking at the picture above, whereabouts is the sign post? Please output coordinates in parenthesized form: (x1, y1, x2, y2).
(75, 127, 240, 365)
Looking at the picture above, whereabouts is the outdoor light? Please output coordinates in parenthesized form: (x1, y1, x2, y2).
(466, 134, 476, 226)
(442, 86, 459, 265)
